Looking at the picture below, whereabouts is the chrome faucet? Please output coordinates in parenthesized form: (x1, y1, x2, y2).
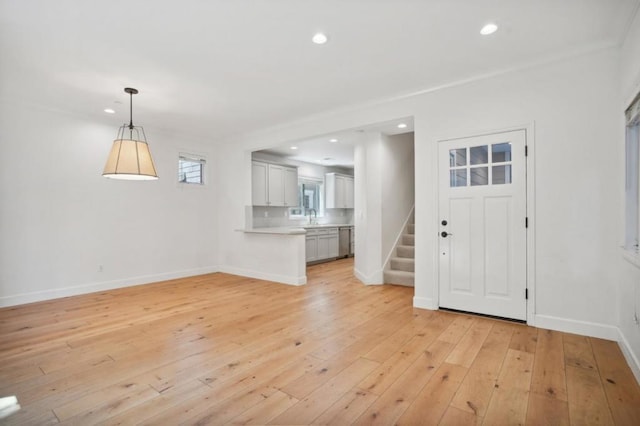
(307, 208, 317, 224)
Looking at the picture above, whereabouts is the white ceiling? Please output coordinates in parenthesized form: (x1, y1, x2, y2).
(261, 118, 414, 167)
(0, 0, 637, 142)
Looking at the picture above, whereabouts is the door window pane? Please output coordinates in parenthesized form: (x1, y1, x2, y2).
(492, 143, 512, 163)
(470, 145, 488, 165)
(492, 165, 512, 184)
(450, 169, 467, 187)
(470, 167, 489, 186)
(450, 148, 467, 167)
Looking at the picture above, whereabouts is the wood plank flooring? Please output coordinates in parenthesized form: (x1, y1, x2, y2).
(1, 258, 639, 425)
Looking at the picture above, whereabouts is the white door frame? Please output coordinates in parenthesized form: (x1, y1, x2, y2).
(433, 123, 536, 325)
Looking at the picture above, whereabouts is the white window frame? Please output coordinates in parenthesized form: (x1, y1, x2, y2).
(289, 177, 325, 219)
(624, 92, 640, 266)
(178, 152, 206, 186)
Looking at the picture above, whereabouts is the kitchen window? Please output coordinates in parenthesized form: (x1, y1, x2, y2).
(289, 178, 324, 218)
(625, 92, 640, 256)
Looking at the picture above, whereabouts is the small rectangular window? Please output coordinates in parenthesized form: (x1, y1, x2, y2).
(289, 178, 324, 218)
(178, 154, 205, 185)
(625, 93, 640, 253)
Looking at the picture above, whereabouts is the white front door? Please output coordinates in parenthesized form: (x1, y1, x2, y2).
(438, 130, 527, 320)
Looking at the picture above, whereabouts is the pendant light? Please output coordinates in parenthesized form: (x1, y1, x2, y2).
(103, 88, 158, 180)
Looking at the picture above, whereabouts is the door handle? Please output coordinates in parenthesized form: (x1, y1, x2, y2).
(441, 231, 453, 238)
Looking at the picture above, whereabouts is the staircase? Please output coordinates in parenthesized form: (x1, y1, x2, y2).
(384, 221, 415, 287)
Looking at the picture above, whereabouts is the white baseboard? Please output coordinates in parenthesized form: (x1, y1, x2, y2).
(0, 266, 220, 308)
(413, 296, 438, 310)
(618, 329, 640, 385)
(534, 314, 619, 341)
(354, 268, 384, 285)
(217, 265, 306, 286)
(535, 315, 640, 384)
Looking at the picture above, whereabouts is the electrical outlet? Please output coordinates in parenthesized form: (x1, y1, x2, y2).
(98, 265, 103, 272)
(264, 211, 268, 218)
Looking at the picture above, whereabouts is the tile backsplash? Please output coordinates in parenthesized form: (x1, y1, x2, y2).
(250, 206, 353, 228)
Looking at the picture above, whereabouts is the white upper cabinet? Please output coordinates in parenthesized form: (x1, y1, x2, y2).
(325, 173, 354, 209)
(252, 161, 299, 207)
(251, 161, 269, 206)
(344, 176, 354, 208)
(283, 167, 298, 207)
(267, 164, 285, 206)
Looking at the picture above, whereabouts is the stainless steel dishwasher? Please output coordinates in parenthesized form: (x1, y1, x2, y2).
(338, 226, 351, 258)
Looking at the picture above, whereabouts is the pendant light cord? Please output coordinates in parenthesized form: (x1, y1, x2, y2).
(124, 87, 140, 138)
(128, 90, 134, 139)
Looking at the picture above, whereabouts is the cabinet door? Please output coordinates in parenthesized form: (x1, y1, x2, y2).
(283, 167, 299, 207)
(325, 173, 336, 209)
(267, 165, 285, 206)
(327, 235, 339, 257)
(251, 161, 269, 206)
(335, 176, 346, 208)
(344, 177, 354, 208)
(305, 236, 318, 262)
(326, 173, 353, 208)
(317, 235, 330, 260)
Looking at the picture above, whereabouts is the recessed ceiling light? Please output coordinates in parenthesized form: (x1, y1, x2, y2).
(397, 123, 407, 129)
(290, 146, 298, 150)
(104, 108, 115, 114)
(329, 138, 338, 143)
(480, 23, 498, 35)
(312, 33, 328, 44)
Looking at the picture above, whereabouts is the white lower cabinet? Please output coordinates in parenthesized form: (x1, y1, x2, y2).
(305, 227, 339, 263)
(316, 235, 330, 260)
(305, 236, 318, 262)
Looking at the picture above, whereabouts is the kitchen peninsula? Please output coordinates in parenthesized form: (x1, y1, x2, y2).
(241, 151, 355, 284)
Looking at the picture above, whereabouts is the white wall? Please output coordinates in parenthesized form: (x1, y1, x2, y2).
(381, 132, 415, 263)
(618, 9, 640, 382)
(412, 49, 621, 335)
(216, 47, 622, 342)
(3, 36, 628, 374)
(353, 132, 383, 283)
(0, 101, 218, 306)
(214, 143, 307, 285)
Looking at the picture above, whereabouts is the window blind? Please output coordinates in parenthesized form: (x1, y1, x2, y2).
(178, 154, 206, 184)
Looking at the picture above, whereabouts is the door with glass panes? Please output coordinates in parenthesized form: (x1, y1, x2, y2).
(438, 130, 527, 320)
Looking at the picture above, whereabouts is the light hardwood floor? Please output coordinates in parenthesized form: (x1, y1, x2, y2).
(1, 258, 639, 425)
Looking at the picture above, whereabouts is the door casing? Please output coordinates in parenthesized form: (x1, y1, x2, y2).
(432, 123, 536, 325)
